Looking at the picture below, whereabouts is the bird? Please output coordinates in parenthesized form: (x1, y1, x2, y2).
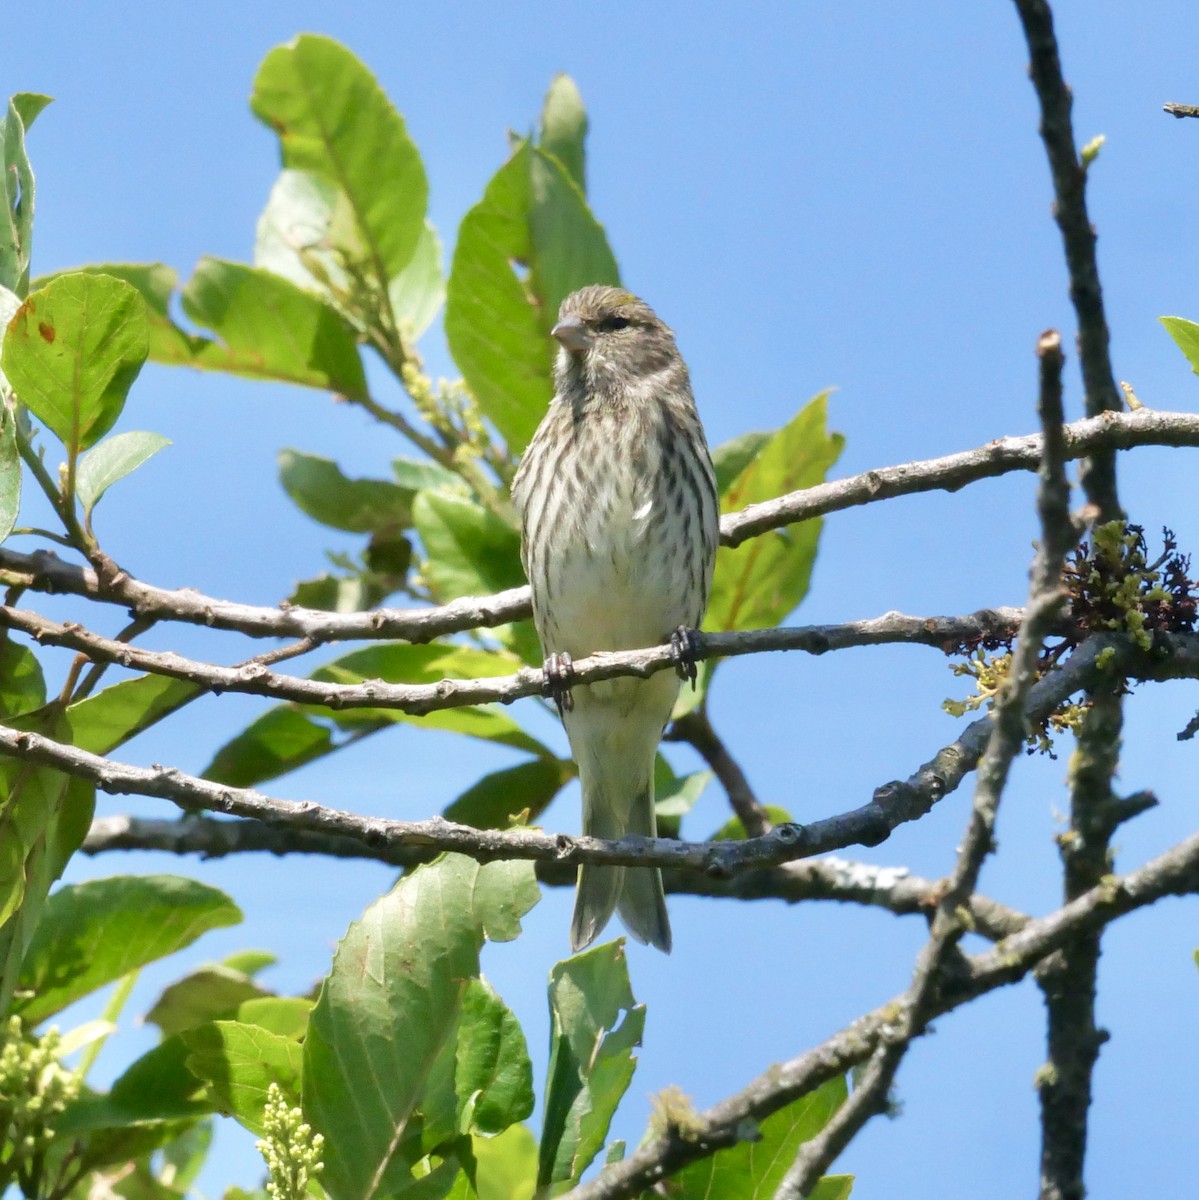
(511, 285, 719, 953)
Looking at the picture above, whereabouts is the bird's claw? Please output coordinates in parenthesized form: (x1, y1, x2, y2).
(542, 651, 575, 715)
(670, 625, 702, 688)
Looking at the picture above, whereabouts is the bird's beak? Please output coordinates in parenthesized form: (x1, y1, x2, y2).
(551, 314, 590, 353)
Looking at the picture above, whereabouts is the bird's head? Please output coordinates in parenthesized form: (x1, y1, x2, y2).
(551, 285, 683, 400)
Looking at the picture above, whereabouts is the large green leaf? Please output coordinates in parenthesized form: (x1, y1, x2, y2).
(251, 36, 428, 295)
(68, 674, 202, 755)
(2, 97, 40, 294)
(538, 941, 645, 1192)
(2, 272, 149, 451)
(312, 643, 549, 755)
(184, 1020, 304, 1135)
(445, 139, 619, 453)
(443, 758, 573, 829)
(302, 855, 538, 1200)
(280, 449, 414, 533)
(76, 430, 171, 519)
(706, 392, 843, 633)
(663, 1076, 850, 1199)
(14, 875, 241, 1025)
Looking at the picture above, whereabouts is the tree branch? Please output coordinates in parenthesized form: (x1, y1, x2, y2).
(2, 410, 1196, 641)
(0, 629, 1175, 877)
(563, 827, 1199, 1200)
(79, 814, 1028, 937)
(0, 603, 1026, 716)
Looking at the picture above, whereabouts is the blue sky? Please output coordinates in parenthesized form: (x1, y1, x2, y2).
(15, 2, 1199, 1196)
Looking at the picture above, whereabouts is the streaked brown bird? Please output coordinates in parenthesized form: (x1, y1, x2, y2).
(511, 285, 719, 952)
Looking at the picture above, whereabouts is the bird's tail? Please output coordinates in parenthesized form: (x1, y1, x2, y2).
(571, 765, 671, 954)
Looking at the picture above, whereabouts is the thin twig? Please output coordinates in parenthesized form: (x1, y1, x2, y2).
(1012, 0, 1123, 522)
(2, 409, 1197, 642)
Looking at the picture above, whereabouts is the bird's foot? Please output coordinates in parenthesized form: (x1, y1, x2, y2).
(542, 651, 575, 715)
(670, 625, 702, 688)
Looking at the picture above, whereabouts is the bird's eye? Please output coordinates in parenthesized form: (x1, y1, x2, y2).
(595, 315, 631, 332)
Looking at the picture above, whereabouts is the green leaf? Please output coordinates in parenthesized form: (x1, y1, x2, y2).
(413, 489, 540, 663)
(58, 1037, 212, 1133)
(255, 168, 345, 292)
(279, 450, 414, 533)
(1161, 316, 1199, 377)
(456, 978, 535, 1135)
(202, 705, 338, 788)
(471, 1124, 537, 1200)
(445, 140, 619, 453)
(392, 456, 461, 493)
(302, 855, 538, 1200)
(0, 279, 21, 387)
(653, 760, 711, 839)
(38, 261, 369, 397)
(712, 430, 773, 496)
(663, 1076, 849, 1199)
(68, 674, 202, 755)
(223, 949, 277, 978)
(0, 640, 44, 719)
(538, 941, 645, 1191)
(389, 221, 445, 341)
(236, 995, 312, 1040)
(11, 94, 52, 134)
(313, 642, 549, 755)
(527, 147, 619, 334)
(2, 272, 149, 451)
(445, 144, 546, 453)
(443, 758, 573, 829)
(709, 805, 794, 842)
(0, 706, 93, 1009)
(14, 875, 241, 1025)
(2, 98, 37, 294)
(0, 423, 17, 546)
(146, 964, 271, 1037)
(76, 429, 171, 518)
(808, 1177, 855, 1200)
(184, 1021, 303, 1135)
(289, 568, 401, 614)
(161, 1120, 215, 1192)
(414, 490, 523, 598)
(251, 35, 428, 287)
(539, 75, 588, 193)
(706, 393, 843, 633)
(182, 257, 368, 395)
